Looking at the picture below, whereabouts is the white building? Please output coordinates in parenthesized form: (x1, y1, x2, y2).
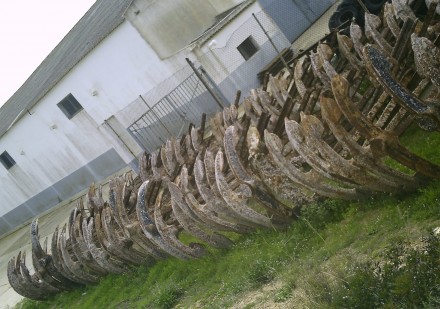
(0, 0, 333, 236)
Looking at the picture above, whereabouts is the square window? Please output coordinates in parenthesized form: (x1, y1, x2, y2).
(57, 94, 83, 119)
(237, 36, 259, 60)
(0, 151, 16, 170)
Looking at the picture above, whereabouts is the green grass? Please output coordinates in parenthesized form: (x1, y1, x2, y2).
(16, 126, 440, 309)
(328, 233, 440, 308)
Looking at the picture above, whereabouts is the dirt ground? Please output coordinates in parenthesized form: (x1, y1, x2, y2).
(0, 2, 339, 308)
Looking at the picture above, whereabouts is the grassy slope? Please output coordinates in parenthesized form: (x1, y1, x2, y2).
(17, 127, 440, 309)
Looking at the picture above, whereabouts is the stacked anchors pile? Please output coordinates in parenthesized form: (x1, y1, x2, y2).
(7, 0, 440, 300)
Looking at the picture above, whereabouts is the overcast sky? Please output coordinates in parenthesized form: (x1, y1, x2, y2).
(0, 1, 96, 107)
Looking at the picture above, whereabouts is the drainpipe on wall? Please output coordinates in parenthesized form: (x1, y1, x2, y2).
(104, 117, 138, 160)
(207, 40, 230, 80)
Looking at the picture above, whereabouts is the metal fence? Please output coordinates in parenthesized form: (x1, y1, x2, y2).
(128, 63, 225, 152)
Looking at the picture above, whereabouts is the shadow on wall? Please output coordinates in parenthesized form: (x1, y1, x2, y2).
(258, 0, 334, 42)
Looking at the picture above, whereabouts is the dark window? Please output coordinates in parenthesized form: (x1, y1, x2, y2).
(237, 36, 259, 60)
(57, 94, 83, 119)
(0, 151, 16, 170)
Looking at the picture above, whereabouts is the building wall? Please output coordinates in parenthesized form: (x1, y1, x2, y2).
(191, 1, 290, 101)
(0, 20, 189, 235)
(193, 2, 265, 81)
(258, 0, 333, 43)
(56, 21, 187, 127)
(125, 0, 244, 59)
(189, 0, 333, 103)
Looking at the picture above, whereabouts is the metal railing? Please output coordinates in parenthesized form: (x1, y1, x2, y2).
(128, 64, 224, 152)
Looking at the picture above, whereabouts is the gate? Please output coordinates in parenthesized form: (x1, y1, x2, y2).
(128, 63, 226, 153)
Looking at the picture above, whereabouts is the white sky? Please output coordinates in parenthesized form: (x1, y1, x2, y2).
(0, 0, 96, 107)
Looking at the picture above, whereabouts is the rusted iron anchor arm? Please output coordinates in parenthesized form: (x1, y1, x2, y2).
(364, 44, 440, 131)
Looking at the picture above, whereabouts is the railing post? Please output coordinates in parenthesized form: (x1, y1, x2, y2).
(139, 95, 173, 137)
(200, 65, 229, 106)
(186, 58, 225, 109)
(252, 13, 292, 75)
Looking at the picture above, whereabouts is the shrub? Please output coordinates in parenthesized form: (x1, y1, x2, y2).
(247, 259, 275, 286)
(300, 198, 348, 230)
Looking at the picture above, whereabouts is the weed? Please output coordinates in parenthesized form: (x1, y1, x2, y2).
(274, 282, 294, 302)
(247, 259, 275, 286)
(153, 285, 184, 309)
(358, 77, 372, 95)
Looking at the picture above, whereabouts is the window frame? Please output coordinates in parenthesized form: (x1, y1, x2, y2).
(57, 93, 83, 119)
(0, 151, 16, 170)
(237, 36, 259, 61)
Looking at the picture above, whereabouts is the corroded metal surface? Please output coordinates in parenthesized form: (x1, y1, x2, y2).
(8, 3, 440, 300)
(364, 44, 440, 131)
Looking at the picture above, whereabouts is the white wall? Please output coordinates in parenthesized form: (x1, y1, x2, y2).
(0, 21, 189, 218)
(190, 1, 271, 84)
(57, 21, 187, 126)
(126, 0, 243, 59)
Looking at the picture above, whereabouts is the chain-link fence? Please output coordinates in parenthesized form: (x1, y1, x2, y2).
(196, 8, 292, 103)
(260, 0, 336, 42)
(126, 0, 338, 153)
